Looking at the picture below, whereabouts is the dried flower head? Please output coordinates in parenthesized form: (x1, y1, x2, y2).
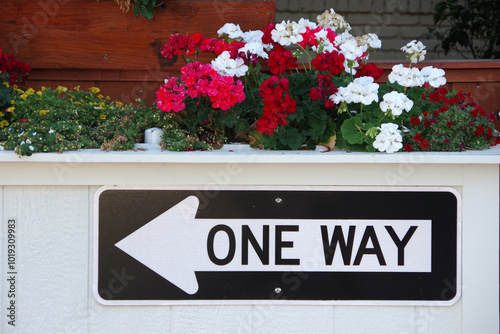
(317, 9, 351, 31)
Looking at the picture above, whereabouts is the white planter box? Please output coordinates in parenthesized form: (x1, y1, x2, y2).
(1, 145, 499, 333)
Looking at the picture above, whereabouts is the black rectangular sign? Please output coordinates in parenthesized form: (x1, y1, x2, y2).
(93, 186, 460, 306)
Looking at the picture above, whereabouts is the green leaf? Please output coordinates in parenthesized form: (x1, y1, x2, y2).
(340, 117, 366, 144)
(278, 128, 304, 150)
(234, 119, 250, 134)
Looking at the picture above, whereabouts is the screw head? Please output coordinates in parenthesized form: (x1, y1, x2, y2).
(275, 197, 283, 204)
(274, 287, 282, 294)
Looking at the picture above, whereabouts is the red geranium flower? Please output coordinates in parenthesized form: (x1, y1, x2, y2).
(354, 63, 384, 81)
(404, 144, 412, 152)
(414, 133, 423, 142)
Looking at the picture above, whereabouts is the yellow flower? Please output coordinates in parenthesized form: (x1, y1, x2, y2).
(115, 102, 123, 108)
(98, 94, 104, 99)
(0, 112, 3, 116)
(100, 114, 106, 120)
(39, 109, 48, 116)
(90, 87, 100, 94)
(2, 82, 9, 88)
(56, 86, 68, 93)
(0, 120, 9, 128)
(99, 102, 106, 108)
(7, 107, 15, 113)
(37, 91, 43, 97)
(74, 86, 80, 91)
(26, 88, 35, 95)
(20, 94, 28, 101)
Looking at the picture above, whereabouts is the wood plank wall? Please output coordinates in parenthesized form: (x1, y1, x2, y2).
(0, 0, 276, 104)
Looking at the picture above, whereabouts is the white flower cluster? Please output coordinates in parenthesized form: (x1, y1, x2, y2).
(388, 64, 447, 88)
(401, 40, 426, 63)
(271, 20, 306, 46)
(211, 51, 248, 77)
(373, 123, 403, 153)
(330, 76, 379, 105)
(379, 91, 414, 116)
(217, 23, 244, 40)
(420, 66, 446, 88)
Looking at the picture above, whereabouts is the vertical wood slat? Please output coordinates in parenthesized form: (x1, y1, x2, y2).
(2, 186, 90, 333)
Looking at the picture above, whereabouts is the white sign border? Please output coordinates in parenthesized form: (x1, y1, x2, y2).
(92, 185, 462, 307)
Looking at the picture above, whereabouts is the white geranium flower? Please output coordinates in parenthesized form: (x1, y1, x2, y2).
(217, 23, 244, 40)
(401, 40, 426, 63)
(29, 145, 34, 151)
(238, 42, 268, 59)
(373, 123, 403, 153)
(298, 18, 318, 30)
(0, 145, 4, 151)
(271, 20, 306, 46)
(330, 77, 379, 105)
(242, 30, 264, 43)
(211, 51, 248, 77)
(420, 66, 447, 88)
(339, 38, 364, 61)
(242, 30, 273, 51)
(366, 33, 381, 49)
(48, 129, 55, 134)
(388, 64, 425, 88)
(379, 91, 414, 116)
(330, 87, 349, 104)
(346, 76, 379, 105)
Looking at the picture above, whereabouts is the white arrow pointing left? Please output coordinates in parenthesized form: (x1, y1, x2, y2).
(115, 196, 202, 295)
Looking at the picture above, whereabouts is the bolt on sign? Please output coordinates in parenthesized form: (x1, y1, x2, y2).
(93, 186, 461, 306)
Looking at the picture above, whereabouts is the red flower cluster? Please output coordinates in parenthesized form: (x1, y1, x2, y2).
(267, 45, 298, 75)
(298, 26, 337, 51)
(156, 62, 245, 112)
(0, 50, 32, 85)
(311, 50, 345, 75)
(405, 87, 500, 152)
(257, 76, 297, 135)
(156, 77, 187, 112)
(355, 63, 384, 81)
(309, 74, 338, 109)
(160, 33, 246, 60)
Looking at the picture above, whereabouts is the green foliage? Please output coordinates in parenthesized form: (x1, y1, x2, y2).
(133, 0, 157, 20)
(427, 0, 500, 58)
(0, 86, 173, 156)
(161, 124, 225, 151)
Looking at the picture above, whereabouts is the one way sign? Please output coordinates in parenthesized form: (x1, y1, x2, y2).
(93, 186, 461, 306)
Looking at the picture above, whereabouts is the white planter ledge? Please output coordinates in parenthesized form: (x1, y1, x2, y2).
(1, 143, 500, 164)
